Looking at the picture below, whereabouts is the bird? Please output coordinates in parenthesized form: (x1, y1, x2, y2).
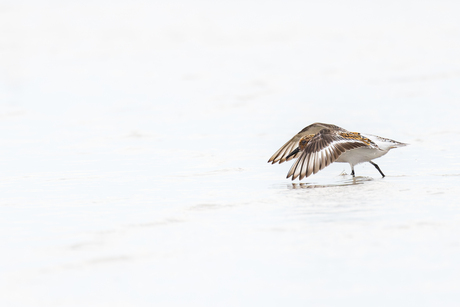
(268, 122, 407, 180)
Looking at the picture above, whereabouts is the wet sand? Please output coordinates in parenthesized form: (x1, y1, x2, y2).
(1, 1, 460, 306)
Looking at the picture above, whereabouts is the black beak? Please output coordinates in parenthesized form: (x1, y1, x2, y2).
(286, 147, 300, 160)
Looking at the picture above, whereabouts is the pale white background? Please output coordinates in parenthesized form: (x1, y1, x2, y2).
(1, 1, 460, 306)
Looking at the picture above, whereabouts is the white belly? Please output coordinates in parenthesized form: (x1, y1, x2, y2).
(336, 147, 389, 166)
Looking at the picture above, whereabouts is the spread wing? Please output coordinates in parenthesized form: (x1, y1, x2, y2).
(268, 122, 346, 164)
(286, 129, 371, 180)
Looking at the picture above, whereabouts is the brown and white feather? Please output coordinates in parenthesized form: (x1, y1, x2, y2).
(286, 129, 374, 180)
(268, 122, 346, 164)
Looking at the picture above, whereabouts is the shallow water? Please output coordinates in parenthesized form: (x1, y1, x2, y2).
(1, 1, 460, 306)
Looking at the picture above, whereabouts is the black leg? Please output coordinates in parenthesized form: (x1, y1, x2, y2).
(351, 169, 355, 177)
(369, 161, 385, 178)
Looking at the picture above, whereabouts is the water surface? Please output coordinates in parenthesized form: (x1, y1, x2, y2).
(1, 1, 460, 306)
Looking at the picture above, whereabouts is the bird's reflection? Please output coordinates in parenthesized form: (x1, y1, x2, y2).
(289, 176, 373, 189)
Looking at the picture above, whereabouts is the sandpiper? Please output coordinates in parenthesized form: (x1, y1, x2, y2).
(268, 122, 407, 180)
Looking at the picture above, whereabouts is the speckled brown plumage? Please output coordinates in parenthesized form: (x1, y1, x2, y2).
(268, 122, 407, 180)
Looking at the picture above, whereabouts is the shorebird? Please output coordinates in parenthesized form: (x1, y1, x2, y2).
(268, 123, 407, 180)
